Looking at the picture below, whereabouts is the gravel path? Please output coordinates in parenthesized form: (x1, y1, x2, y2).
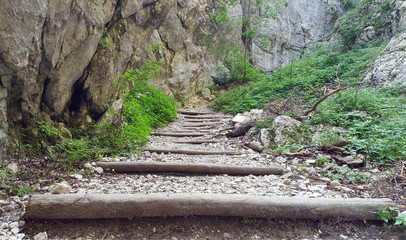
(71, 107, 348, 199)
(2, 107, 405, 239)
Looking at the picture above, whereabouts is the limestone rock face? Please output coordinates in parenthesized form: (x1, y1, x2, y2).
(250, 0, 344, 72)
(364, 1, 406, 89)
(365, 32, 406, 89)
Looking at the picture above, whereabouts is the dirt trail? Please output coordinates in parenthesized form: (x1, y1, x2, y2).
(21, 107, 405, 239)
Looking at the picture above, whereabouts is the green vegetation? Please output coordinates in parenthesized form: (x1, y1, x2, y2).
(213, 37, 405, 163)
(324, 164, 368, 183)
(312, 86, 406, 162)
(213, 41, 384, 114)
(0, 167, 32, 196)
(99, 37, 115, 50)
(316, 155, 331, 167)
(335, 0, 402, 49)
(376, 206, 406, 228)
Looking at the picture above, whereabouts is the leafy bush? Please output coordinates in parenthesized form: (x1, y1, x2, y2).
(124, 82, 177, 129)
(376, 206, 406, 227)
(335, 0, 400, 48)
(311, 87, 406, 162)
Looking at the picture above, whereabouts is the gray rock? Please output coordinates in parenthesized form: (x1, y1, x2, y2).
(34, 232, 48, 240)
(272, 115, 302, 146)
(7, 163, 18, 173)
(201, 88, 211, 101)
(84, 163, 93, 169)
(223, 232, 232, 239)
(50, 181, 72, 194)
(250, 0, 345, 72)
(94, 167, 104, 174)
(0, 190, 8, 200)
(260, 128, 270, 148)
(365, 32, 406, 89)
(2, 205, 15, 212)
(330, 180, 341, 187)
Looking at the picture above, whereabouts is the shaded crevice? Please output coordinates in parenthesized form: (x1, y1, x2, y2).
(177, 14, 188, 30)
(105, 0, 123, 30)
(143, 0, 159, 9)
(68, 69, 89, 113)
(40, 78, 51, 112)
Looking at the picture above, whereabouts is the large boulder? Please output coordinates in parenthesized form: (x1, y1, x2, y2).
(272, 115, 302, 146)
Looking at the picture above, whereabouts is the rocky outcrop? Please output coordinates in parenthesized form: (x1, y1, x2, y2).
(365, 32, 406, 89)
(364, 1, 406, 89)
(250, 0, 345, 72)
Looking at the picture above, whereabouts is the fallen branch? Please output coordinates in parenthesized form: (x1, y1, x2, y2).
(303, 83, 363, 117)
(25, 193, 396, 220)
(283, 152, 313, 158)
(226, 120, 257, 137)
(245, 142, 265, 153)
(147, 148, 241, 155)
(97, 162, 284, 175)
(360, 106, 406, 111)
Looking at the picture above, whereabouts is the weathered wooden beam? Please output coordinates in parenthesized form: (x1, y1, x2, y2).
(184, 119, 221, 123)
(183, 115, 226, 119)
(172, 140, 222, 144)
(181, 123, 219, 127)
(151, 132, 206, 137)
(25, 193, 396, 220)
(147, 148, 241, 155)
(96, 162, 284, 175)
(178, 110, 211, 115)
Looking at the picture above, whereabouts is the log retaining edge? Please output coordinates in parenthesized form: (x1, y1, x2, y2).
(25, 193, 396, 220)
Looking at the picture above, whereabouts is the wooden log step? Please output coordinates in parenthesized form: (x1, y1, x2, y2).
(96, 162, 284, 175)
(25, 193, 396, 220)
(183, 115, 226, 119)
(151, 132, 206, 137)
(178, 110, 211, 115)
(147, 148, 241, 155)
(172, 140, 222, 144)
(181, 123, 219, 127)
(181, 127, 214, 131)
(155, 130, 211, 134)
(184, 119, 222, 123)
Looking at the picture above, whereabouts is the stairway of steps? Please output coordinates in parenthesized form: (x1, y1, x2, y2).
(22, 107, 399, 239)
